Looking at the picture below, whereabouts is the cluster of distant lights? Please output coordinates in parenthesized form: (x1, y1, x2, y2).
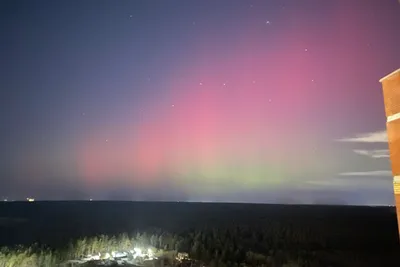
(2, 198, 35, 202)
(1, 198, 93, 202)
(0, 198, 397, 208)
(81, 247, 155, 262)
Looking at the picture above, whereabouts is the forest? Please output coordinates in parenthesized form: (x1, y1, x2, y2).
(0, 202, 399, 266)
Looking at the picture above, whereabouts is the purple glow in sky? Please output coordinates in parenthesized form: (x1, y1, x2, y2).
(1, 0, 400, 205)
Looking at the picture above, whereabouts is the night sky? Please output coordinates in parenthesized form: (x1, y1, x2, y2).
(1, 0, 399, 204)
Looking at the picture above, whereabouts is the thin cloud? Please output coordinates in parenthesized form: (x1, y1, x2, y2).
(305, 180, 349, 186)
(304, 176, 392, 190)
(339, 170, 392, 176)
(353, 149, 389, 158)
(336, 130, 388, 143)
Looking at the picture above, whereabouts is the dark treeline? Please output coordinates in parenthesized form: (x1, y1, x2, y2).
(133, 227, 399, 267)
(0, 202, 399, 266)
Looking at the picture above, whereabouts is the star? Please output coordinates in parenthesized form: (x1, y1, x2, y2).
(304, 48, 308, 52)
(129, 15, 133, 18)
(266, 20, 271, 25)
(223, 83, 226, 86)
(311, 79, 314, 82)
(81, 112, 85, 116)
(268, 99, 272, 102)
(252, 80, 256, 84)
(171, 104, 175, 107)
(105, 139, 109, 142)
(199, 82, 203, 86)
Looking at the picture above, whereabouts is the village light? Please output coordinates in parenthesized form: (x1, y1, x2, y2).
(133, 247, 142, 256)
(103, 252, 110, 259)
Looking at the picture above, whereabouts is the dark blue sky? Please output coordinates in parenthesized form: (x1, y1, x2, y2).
(1, 0, 400, 204)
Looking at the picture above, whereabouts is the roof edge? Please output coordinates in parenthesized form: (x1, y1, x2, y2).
(379, 68, 400, 83)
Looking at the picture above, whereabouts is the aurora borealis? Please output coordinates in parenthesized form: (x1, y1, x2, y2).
(1, 0, 400, 204)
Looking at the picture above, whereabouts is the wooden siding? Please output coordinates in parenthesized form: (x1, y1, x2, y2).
(382, 70, 400, 117)
(381, 68, 400, 237)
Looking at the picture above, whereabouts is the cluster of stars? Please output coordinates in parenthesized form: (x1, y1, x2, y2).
(161, 74, 317, 112)
(167, 78, 278, 110)
(91, 56, 318, 145)
(96, 71, 319, 146)
(93, 23, 314, 144)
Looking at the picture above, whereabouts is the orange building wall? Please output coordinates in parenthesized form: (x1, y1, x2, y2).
(380, 68, 400, 236)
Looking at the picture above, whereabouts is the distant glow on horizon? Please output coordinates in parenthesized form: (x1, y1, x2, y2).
(77, 29, 333, 195)
(73, 0, 397, 205)
(1, 0, 399, 204)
